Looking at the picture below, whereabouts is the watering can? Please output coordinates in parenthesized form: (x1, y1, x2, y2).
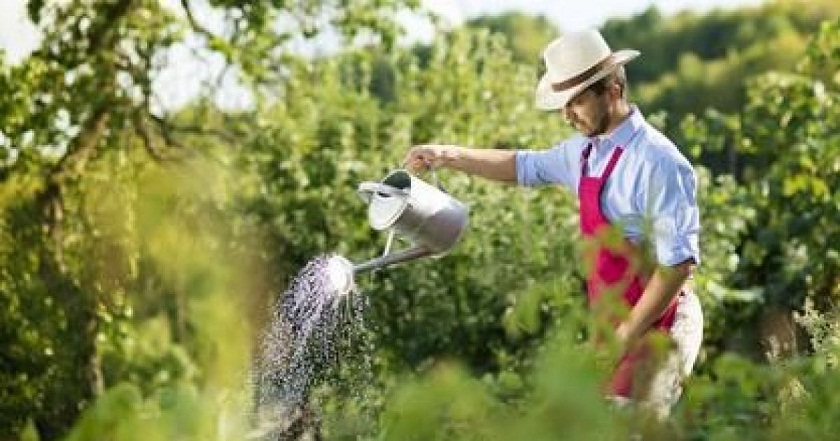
(326, 169, 469, 295)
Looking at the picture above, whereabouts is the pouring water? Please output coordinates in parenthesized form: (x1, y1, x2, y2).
(255, 169, 469, 435)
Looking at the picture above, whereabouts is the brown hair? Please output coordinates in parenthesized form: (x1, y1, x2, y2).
(586, 66, 628, 98)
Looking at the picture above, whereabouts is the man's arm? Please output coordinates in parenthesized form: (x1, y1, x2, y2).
(616, 259, 694, 347)
(404, 144, 517, 183)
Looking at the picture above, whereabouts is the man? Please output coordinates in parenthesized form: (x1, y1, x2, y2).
(404, 29, 703, 417)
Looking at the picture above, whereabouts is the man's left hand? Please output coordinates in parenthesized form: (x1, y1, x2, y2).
(615, 321, 639, 351)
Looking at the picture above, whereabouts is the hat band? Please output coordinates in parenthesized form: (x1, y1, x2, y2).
(551, 54, 617, 92)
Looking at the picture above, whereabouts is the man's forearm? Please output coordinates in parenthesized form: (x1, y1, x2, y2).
(618, 260, 693, 344)
(446, 146, 517, 182)
(407, 144, 518, 183)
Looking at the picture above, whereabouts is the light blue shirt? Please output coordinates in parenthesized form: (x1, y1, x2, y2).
(515, 107, 700, 266)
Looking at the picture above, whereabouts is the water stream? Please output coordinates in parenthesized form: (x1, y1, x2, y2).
(254, 254, 371, 438)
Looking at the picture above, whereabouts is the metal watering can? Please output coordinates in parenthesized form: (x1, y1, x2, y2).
(326, 169, 469, 295)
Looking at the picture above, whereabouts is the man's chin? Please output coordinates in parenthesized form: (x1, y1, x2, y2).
(573, 123, 590, 135)
(582, 126, 608, 138)
(572, 122, 602, 138)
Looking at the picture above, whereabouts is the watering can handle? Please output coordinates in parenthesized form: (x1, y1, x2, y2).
(426, 166, 451, 194)
(400, 153, 445, 191)
(429, 167, 442, 190)
(357, 182, 408, 202)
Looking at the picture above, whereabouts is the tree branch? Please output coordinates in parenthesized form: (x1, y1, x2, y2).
(50, 107, 111, 186)
(86, 0, 136, 56)
(134, 113, 167, 162)
(180, 0, 216, 39)
(149, 113, 244, 146)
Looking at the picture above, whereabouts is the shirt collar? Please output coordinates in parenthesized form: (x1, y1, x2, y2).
(592, 105, 644, 150)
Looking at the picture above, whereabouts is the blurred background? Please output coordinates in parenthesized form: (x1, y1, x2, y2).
(1, 0, 839, 439)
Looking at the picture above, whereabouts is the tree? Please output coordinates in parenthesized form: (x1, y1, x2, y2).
(0, 0, 417, 438)
(679, 16, 840, 361)
(466, 12, 557, 63)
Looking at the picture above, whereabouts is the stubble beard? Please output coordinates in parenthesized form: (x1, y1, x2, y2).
(575, 98, 611, 138)
(579, 114, 609, 138)
(587, 98, 611, 137)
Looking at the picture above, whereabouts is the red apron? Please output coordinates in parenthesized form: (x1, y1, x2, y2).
(578, 140, 678, 398)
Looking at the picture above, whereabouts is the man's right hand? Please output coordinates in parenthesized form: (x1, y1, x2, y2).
(403, 144, 461, 173)
(403, 144, 517, 183)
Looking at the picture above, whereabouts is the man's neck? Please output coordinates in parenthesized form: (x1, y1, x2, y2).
(603, 101, 632, 136)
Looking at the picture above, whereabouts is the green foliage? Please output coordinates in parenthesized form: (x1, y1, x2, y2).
(466, 13, 557, 63)
(378, 336, 620, 441)
(602, 0, 838, 122)
(683, 16, 840, 315)
(64, 381, 252, 441)
(2, 1, 840, 440)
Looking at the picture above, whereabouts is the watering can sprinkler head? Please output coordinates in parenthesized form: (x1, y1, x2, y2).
(325, 254, 355, 297)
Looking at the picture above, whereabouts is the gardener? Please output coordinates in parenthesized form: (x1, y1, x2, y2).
(404, 29, 703, 417)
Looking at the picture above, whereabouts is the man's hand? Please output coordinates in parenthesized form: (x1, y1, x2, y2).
(402, 144, 517, 183)
(615, 321, 641, 352)
(403, 144, 461, 173)
(617, 260, 693, 352)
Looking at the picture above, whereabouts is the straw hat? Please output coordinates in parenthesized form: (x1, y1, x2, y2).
(535, 29, 640, 110)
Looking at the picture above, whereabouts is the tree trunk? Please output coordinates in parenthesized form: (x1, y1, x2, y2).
(759, 306, 801, 362)
(32, 109, 110, 440)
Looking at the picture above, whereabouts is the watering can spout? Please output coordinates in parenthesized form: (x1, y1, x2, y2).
(324, 247, 434, 298)
(352, 246, 434, 274)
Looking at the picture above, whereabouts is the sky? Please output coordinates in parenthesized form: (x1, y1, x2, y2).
(422, 0, 764, 32)
(0, 0, 766, 63)
(0, 0, 765, 109)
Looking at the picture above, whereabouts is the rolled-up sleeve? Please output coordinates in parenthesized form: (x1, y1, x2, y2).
(646, 157, 701, 266)
(515, 143, 574, 189)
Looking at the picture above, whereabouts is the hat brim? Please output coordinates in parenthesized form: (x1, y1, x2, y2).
(535, 49, 640, 111)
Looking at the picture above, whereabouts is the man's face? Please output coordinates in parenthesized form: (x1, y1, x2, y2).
(562, 87, 610, 137)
